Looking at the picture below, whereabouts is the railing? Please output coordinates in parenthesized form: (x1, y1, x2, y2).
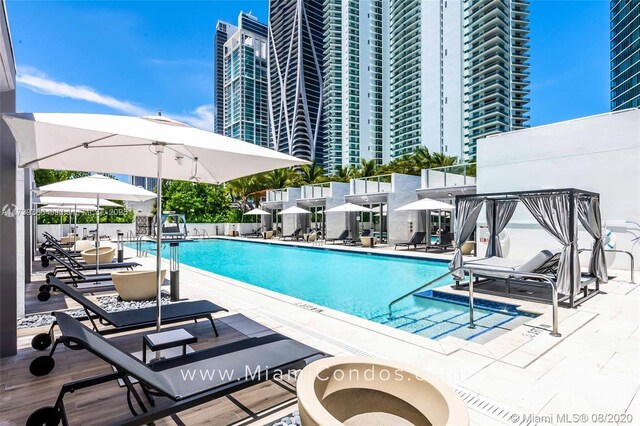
(421, 164, 476, 189)
(580, 248, 635, 284)
(192, 228, 210, 239)
(126, 230, 135, 241)
(301, 183, 331, 199)
(135, 236, 145, 257)
(351, 174, 392, 195)
(388, 265, 560, 337)
(266, 188, 288, 203)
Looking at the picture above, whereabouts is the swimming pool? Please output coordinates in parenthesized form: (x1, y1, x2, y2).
(131, 239, 533, 341)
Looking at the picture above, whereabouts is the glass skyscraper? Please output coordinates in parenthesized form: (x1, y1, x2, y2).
(322, 0, 389, 172)
(463, 0, 531, 160)
(223, 13, 269, 147)
(610, 0, 639, 110)
(268, 0, 325, 164)
(213, 20, 237, 134)
(388, 0, 530, 162)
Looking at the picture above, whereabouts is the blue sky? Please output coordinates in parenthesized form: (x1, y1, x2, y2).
(8, 0, 610, 130)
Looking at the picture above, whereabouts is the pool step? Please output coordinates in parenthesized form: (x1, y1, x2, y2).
(380, 304, 525, 342)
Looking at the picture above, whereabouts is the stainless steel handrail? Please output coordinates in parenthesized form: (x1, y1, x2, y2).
(388, 266, 561, 337)
(388, 267, 464, 316)
(192, 228, 210, 239)
(580, 248, 635, 284)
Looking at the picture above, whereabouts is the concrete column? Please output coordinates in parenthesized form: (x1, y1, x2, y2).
(0, 88, 17, 357)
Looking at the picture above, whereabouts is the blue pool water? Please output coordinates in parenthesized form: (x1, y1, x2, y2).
(131, 239, 532, 340)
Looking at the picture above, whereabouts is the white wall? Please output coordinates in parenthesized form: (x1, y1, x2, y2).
(387, 173, 422, 243)
(477, 109, 640, 271)
(324, 182, 350, 239)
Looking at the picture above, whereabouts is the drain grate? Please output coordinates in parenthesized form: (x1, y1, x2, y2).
(454, 386, 539, 426)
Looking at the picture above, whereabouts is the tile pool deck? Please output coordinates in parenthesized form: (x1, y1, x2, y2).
(2, 237, 638, 425)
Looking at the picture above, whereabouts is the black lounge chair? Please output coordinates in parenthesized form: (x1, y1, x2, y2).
(326, 229, 349, 244)
(30, 276, 227, 363)
(282, 228, 302, 241)
(425, 232, 454, 252)
(27, 311, 323, 426)
(394, 231, 427, 250)
(42, 246, 140, 271)
(242, 226, 263, 238)
(344, 229, 371, 246)
(39, 233, 82, 257)
(41, 254, 117, 288)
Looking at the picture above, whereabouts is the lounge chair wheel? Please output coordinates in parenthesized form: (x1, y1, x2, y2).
(39, 284, 51, 293)
(31, 333, 52, 351)
(37, 291, 51, 302)
(41, 255, 50, 267)
(26, 406, 61, 426)
(29, 356, 55, 377)
(38, 246, 47, 255)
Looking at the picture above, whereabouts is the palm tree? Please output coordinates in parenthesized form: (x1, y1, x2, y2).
(265, 168, 292, 189)
(357, 159, 378, 178)
(226, 176, 261, 212)
(299, 161, 324, 184)
(430, 152, 457, 168)
(412, 147, 432, 169)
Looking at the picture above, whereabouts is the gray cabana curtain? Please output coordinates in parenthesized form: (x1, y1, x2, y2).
(521, 194, 580, 295)
(449, 198, 484, 279)
(485, 200, 518, 258)
(578, 197, 608, 283)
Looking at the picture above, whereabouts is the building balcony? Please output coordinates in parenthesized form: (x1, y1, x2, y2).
(421, 163, 477, 190)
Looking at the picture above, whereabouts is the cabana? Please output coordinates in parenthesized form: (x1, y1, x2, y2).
(153, 213, 188, 239)
(452, 188, 607, 308)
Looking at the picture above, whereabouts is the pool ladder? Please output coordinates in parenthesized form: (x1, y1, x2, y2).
(387, 266, 561, 337)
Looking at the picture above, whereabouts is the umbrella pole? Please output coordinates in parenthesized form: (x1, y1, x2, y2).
(96, 194, 100, 274)
(155, 145, 164, 335)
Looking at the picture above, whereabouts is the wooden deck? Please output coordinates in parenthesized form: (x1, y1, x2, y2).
(1, 281, 300, 425)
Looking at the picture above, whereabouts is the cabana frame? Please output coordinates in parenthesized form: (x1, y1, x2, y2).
(455, 188, 605, 308)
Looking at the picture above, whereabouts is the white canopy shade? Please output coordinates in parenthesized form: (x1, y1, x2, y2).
(40, 204, 97, 212)
(395, 198, 455, 212)
(244, 208, 271, 216)
(278, 206, 311, 215)
(325, 203, 373, 213)
(2, 112, 307, 337)
(3, 113, 307, 182)
(38, 174, 156, 201)
(39, 196, 119, 207)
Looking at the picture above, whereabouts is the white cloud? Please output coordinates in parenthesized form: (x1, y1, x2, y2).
(16, 66, 214, 130)
(171, 104, 214, 130)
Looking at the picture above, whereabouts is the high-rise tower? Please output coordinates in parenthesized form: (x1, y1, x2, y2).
(223, 13, 269, 147)
(214, 20, 237, 134)
(322, 0, 390, 172)
(610, 0, 639, 111)
(268, 0, 325, 164)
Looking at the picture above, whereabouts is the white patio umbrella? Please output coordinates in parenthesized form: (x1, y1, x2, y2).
(244, 208, 271, 216)
(325, 203, 373, 237)
(396, 198, 455, 239)
(38, 204, 98, 240)
(278, 206, 310, 234)
(244, 208, 271, 228)
(39, 196, 119, 236)
(324, 202, 372, 213)
(3, 112, 306, 333)
(38, 174, 156, 273)
(395, 198, 455, 211)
